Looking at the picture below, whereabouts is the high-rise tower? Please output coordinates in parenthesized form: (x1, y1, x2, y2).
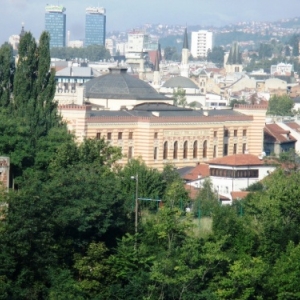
(45, 5, 66, 48)
(85, 7, 106, 46)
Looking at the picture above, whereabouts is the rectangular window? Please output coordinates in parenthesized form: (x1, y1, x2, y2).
(128, 146, 133, 159)
(243, 143, 247, 153)
(154, 132, 158, 139)
(234, 130, 238, 137)
(107, 132, 112, 140)
(233, 143, 237, 154)
(154, 147, 157, 160)
(213, 145, 217, 158)
(223, 144, 228, 156)
(214, 131, 217, 138)
(96, 132, 101, 140)
(243, 129, 247, 137)
(224, 129, 229, 137)
(118, 132, 123, 140)
(129, 132, 133, 140)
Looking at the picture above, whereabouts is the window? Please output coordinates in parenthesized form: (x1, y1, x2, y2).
(193, 141, 198, 158)
(243, 129, 247, 137)
(173, 141, 178, 159)
(107, 132, 112, 140)
(163, 142, 168, 159)
(118, 132, 123, 140)
(213, 145, 217, 158)
(154, 132, 158, 139)
(128, 147, 133, 159)
(154, 147, 158, 160)
(234, 130, 237, 137)
(224, 129, 229, 137)
(223, 144, 228, 156)
(203, 140, 207, 158)
(96, 132, 101, 140)
(183, 141, 188, 159)
(233, 143, 237, 154)
(129, 132, 133, 139)
(243, 143, 247, 153)
(214, 131, 217, 138)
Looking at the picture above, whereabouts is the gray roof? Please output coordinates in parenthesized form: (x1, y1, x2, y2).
(85, 67, 169, 100)
(162, 76, 199, 89)
(89, 103, 244, 118)
(56, 67, 93, 77)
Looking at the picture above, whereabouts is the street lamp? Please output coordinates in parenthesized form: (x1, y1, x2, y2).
(131, 174, 138, 236)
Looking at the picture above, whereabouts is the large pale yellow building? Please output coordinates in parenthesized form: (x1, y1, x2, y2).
(60, 103, 267, 170)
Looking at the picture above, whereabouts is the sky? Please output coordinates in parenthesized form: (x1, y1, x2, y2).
(1, 0, 300, 44)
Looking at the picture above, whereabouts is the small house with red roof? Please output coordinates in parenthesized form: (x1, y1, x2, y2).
(181, 154, 275, 204)
(264, 123, 296, 156)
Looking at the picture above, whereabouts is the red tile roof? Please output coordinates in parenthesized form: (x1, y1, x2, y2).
(183, 163, 210, 181)
(264, 123, 297, 143)
(231, 191, 250, 200)
(285, 122, 300, 132)
(208, 154, 265, 166)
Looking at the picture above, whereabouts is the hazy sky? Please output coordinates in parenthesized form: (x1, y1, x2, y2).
(1, 0, 300, 44)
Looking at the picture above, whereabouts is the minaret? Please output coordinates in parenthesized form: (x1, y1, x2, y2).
(180, 28, 189, 78)
(19, 22, 25, 39)
(153, 50, 161, 88)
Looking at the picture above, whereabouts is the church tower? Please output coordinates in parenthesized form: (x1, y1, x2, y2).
(180, 28, 189, 78)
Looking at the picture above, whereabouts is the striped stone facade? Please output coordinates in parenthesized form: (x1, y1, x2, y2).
(59, 104, 267, 170)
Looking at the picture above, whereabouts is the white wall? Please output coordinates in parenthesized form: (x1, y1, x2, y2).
(191, 31, 213, 58)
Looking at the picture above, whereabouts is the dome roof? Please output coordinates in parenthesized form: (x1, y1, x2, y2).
(162, 76, 199, 89)
(85, 67, 168, 100)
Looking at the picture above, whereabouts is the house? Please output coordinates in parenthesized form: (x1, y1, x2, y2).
(183, 154, 275, 204)
(264, 123, 297, 156)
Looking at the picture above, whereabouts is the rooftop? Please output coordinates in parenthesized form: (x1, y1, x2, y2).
(208, 154, 266, 166)
(84, 67, 169, 100)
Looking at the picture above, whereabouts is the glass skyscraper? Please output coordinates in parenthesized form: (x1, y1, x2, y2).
(45, 5, 66, 48)
(85, 7, 106, 47)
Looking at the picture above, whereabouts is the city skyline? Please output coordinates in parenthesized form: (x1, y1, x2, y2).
(1, 0, 300, 45)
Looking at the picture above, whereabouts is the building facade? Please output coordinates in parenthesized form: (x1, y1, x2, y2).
(85, 7, 106, 46)
(59, 104, 267, 170)
(45, 5, 66, 48)
(191, 30, 213, 58)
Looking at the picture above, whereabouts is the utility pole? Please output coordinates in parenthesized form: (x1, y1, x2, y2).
(135, 174, 138, 236)
(131, 174, 139, 250)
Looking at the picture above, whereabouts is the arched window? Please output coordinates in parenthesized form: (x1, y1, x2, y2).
(173, 141, 178, 159)
(163, 141, 168, 159)
(183, 141, 188, 159)
(193, 141, 198, 158)
(203, 140, 207, 158)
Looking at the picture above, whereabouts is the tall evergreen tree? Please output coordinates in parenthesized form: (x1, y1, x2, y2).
(0, 43, 14, 108)
(13, 31, 59, 141)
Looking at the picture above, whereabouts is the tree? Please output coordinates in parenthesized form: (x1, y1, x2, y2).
(173, 87, 187, 106)
(207, 46, 225, 66)
(194, 178, 219, 217)
(0, 43, 14, 108)
(267, 95, 294, 116)
(289, 34, 300, 56)
(164, 46, 178, 61)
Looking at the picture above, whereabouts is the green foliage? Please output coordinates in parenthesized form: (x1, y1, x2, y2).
(194, 178, 219, 217)
(267, 94, 294, 116)
(50, 45, 111, 61)
(173, 87, 187, 106)
(164, 46, 179, 61)
(230, 99, 247, 108)
(289, 34, 300, 56)
(0, 43, 14, 107)
(207, 46, 225, 66)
